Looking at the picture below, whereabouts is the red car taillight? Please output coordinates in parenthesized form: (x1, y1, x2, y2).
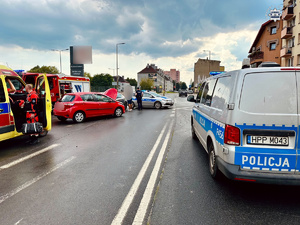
(64, 103, 74, 109)
(224, 124, 240, 146)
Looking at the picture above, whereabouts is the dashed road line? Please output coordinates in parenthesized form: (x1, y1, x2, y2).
(0, 144, 61, 171)
(0, 156, 75, 205)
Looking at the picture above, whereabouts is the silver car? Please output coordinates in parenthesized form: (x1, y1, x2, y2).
(132, 91, 174, 109)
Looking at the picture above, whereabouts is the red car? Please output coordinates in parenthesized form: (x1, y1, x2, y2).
(53, 89, 125, 123)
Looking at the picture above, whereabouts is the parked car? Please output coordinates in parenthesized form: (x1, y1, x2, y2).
(179, 89, 187, 97)
(187, 90, 193, 94)
(53, 90, 125, 123)
(116, 93, 128, 109)
(188, 66, 300, 185)
(132, 91, 174, 109)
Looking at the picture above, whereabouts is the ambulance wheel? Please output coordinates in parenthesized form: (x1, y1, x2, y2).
(39, 130, 48, 138)
(154, 102, 162, 109)
(57, 116, 67, 122)
(73, 111, 85, 123)
(208, 143, 219, 179)
(114, 107, 123, 117)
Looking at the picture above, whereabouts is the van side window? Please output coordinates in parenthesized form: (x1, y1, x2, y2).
(0, 80, 5, 102)
(201, 79, 217, 106)
(211, 76, 232, 110)
(196, 82, 206, 102)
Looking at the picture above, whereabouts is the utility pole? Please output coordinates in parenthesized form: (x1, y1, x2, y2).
(52, 48, 69, 73)
(116, 43, 125, 91)
(204, 50, 212, 75)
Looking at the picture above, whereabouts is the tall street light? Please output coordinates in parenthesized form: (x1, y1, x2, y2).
(204, 50, 212, 74)
(52, 48, 69, 73)
(116, 43, 125, 91)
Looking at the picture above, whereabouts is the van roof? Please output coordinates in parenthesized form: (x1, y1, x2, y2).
(0, 65, 19, 77)
(206, 67, 300, 80)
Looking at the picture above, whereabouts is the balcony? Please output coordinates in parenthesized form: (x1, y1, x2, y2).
(281, 26, 293, 39)
(282, 6, 294, 20)
(248, 51, 264, 63)
(280, 47, 292, 58)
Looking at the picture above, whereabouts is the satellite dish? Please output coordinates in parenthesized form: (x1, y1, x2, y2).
(124, 84, 133, 100)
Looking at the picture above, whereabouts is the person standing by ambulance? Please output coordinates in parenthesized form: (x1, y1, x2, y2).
(19, 84, 40, 144)
(135, 87, 143, 110)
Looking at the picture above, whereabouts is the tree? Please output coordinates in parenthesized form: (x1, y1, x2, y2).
(175, 83, 180, 91)
(84, 72, 92, 80)
(181, 82, 187, 90)
(140, 78, 154, 91)
(28, 65, 59, 74)
(126, 77, 137, 87)
(91, 73, 113, 87)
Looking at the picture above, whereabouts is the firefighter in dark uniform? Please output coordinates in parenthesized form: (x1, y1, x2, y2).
(19, 84, 39, 144)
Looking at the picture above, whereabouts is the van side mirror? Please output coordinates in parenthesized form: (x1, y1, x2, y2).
(187, 95, 195, 102)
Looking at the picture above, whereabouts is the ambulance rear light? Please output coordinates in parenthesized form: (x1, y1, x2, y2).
(224, 124, 240, 146)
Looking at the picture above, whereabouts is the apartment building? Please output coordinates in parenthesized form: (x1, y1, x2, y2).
(137, 64, 173, 92)
(248, 20, 282, 67)
(164, 69, 180, 83)
(281, 0, 298, 66)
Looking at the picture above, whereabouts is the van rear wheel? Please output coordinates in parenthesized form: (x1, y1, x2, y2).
(208, 143, 219, 179)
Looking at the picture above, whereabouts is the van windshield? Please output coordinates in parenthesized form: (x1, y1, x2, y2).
(240, 72, 297, 114)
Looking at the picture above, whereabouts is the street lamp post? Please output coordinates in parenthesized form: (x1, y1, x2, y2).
(52, 48, 69, 73)
(116, 43, 125, 91)
(204, 50, 212, 74)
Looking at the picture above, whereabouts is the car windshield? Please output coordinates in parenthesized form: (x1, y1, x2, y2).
(61, 95, 75, 102)
(117, 93, 123, 98)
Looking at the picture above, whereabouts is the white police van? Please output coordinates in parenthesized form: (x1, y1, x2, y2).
(188, 66, 300, 185)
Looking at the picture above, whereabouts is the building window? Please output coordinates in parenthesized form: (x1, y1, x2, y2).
(288, 57, 294, 67)
(271, 26, 277, 34)
(288, 37, 295, 48)
(297, 55, 300, 65)
(270, 42, 276, 50)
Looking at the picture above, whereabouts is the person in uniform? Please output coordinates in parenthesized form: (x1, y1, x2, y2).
(19, 84, 40, 144)
(135, 87, 143, 110)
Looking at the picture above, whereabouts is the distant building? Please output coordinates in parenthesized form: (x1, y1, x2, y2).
(248, 20, 282, 67)
(113, 75, 129, 92)
(194, 59, 223, 88)
(137, 64, 173, 92)
(164, 69, 180, 83)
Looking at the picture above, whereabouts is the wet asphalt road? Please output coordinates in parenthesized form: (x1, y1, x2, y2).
(1, 94, 300, 225)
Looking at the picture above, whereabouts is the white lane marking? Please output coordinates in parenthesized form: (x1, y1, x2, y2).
(0, 144, 61, 170)
(170, 114, 175, 117)
(0, 156, 75, 205)
(111, 123, 169, 225)
(132, 121, 173, 225)
(15, 218, 23, 225)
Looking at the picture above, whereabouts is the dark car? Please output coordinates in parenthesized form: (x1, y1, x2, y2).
(179, 89, 187, 97)
(116, 93, 128, 109)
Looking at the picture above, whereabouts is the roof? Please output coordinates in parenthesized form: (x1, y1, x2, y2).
(249, 20, 274, 53)
(138, 66, 158, 74)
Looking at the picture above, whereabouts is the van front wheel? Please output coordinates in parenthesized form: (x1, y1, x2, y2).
(208, 143, 219, 179)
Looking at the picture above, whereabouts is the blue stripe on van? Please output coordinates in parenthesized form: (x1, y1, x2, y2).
(193, 108, 225, 145)
(235, 123, 298, 172)
(0, 103, 10, 114)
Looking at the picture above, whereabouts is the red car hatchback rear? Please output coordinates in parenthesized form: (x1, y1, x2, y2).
(53, 91, 125, 123)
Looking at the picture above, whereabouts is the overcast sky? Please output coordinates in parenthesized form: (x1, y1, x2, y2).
(0, 0, 282, 84)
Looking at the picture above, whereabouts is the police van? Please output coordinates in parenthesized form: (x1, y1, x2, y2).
(188, 66, 300, 185)
(0, 65, 52, 142)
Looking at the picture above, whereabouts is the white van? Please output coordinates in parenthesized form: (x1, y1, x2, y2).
(188, 67, 300, 185)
